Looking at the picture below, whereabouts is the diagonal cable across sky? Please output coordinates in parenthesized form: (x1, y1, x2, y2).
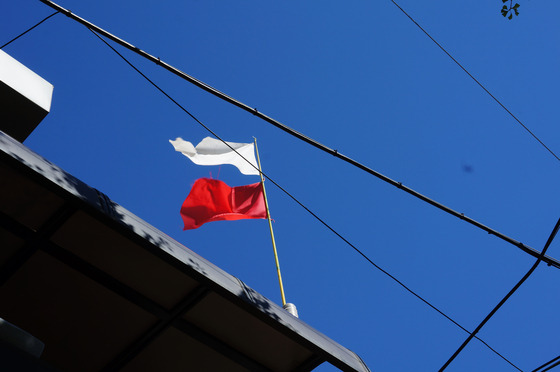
(36, 0, 560, 271)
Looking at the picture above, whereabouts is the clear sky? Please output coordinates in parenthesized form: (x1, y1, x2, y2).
(3, 1, 560, 371)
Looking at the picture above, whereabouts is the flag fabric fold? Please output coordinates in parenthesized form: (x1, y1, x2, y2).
(180, 178, 267, 230)
(170, 137, 260, 176)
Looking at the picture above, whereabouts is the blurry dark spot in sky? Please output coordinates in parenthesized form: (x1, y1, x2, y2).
(461, 164, 474, 173)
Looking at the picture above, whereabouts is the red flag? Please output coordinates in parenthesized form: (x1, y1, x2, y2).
(180, 178, 267, 230)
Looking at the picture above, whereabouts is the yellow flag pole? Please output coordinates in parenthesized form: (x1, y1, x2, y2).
(254, 138, 287, 307)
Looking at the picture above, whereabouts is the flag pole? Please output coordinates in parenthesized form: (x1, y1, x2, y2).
(254, 138, 288, 307)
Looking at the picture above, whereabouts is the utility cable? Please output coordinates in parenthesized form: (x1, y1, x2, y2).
(537, 360, 560, 372)
(534, 356, 560, 372)
(1, 11, 59, 49)
(439, 217, 560, 371)
(87, 27, 523, 371)
(389, 0, 560, 163)
(38, 0, 560, 270)
(541, 362, 560, 372)
(37, 2, 553, 369)
(533, 355, 560, 372)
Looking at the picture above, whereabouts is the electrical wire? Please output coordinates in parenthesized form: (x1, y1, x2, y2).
(533, 355, 560, 372)
(0, 11, 59, 49)
(86, 27, 523, 371)
(38, 0, 560, 270)
(539, 360, 560, 372)
(389, 0, 560, 164)
(34, 1, 559, 370)
(439, 217, 560, 371)
(534, 356, 560, 372)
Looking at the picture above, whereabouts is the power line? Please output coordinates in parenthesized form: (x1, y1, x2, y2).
(35, 4, 559, 369)
(1, 11, 59, 49)
(537, 361, 560, 372)
(533, 355, 560, 372)
(86, 27, 523, 371)
(541, 362, 560, 372)
(439, 217, 560, 371)
(37, 0, 560, 270)
(389, 0, 560, 164)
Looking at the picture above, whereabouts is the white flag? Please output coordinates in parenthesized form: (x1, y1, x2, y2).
(170, 137, 260, 176)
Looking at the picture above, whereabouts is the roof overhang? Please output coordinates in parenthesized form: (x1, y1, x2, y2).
(0, 50, 53, 141)
(0, 130, 370, 371)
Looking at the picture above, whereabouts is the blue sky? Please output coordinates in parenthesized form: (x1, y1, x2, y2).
(3, 1, 560, 371)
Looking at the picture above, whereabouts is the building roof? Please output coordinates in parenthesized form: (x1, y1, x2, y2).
(0, 130, 370, 371)
(0, 49, 53, 142)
